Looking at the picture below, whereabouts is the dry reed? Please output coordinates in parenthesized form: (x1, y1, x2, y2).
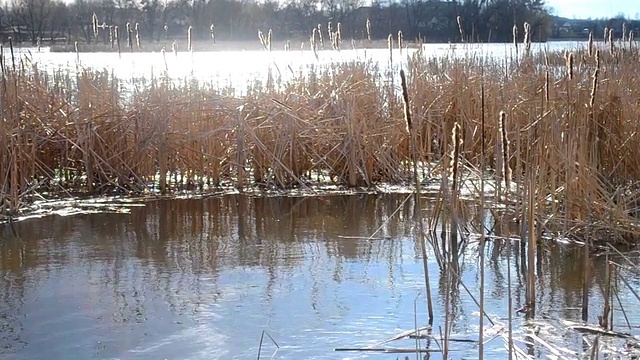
(1, 46, 640, 248)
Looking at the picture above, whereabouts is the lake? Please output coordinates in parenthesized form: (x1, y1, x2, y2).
(6, 40, 592, 91)
(1, 194, 638, 359)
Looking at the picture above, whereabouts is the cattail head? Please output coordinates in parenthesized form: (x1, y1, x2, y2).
(513, 24, 519, 53)
(135, 23, 141, 48)
(590, 67, 599, 108)
(399, 69, 411, 133)
(387, 33, 393, 63)
(457, 16, 464, 42)
(595, 49, 600, 70)
(317, 24, 323, 47)
(268, 29, 272, 52)
(523, 22, 532, 53)
(566, 52, 574, 79)
(187, 26, 193, 52)
(366, 18, 371, 42)
(604, 26, 609, 43)
(622, 23, 627, 42)
(92, 13, 99, 38)
(172, 40, 178, 56)
(609, 28, 614, 54)
(398, 30, 403, 52)
(588, 31, 593, 57)
(336, 23, 342, 44)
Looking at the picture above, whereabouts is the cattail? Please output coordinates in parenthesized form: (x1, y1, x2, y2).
(588, 31, 593, 57)
(457, 16, 464, 42)
(544, 69, 549, 103)
(630, 30, 634, 48)
(135, 23, 141, 49)
(604, 26, 608, 43)
(608, 28, 614, 54)
(327, 22, 333, 42)
(114, 25, 120, 57)
(164, 24, 168, 38)
(388, 34, 393, 63)
(126, 23, 132, 49)
(161, 48, 167, 72)
(566, 52, 574, 79)
(399, 69, 411, 133)
(523, 22, 531, 53)
(595, 49, 600, 70)
(74, 41, 79, 61)
(622, 23, 627, 42)
(36, 37, 41, 52)
(590, 67, 599, 108)
(366, 18, 372, 42)
(499, 111, 511, 193)
(398, 30, 403, 54)
(92, 13, 99, 38)
(109, 26, 114, 49)
(210, 24, 216, 43)
(284, 40, 290, 51)
(311, 28, 317, 50)
(172, 40, 177, 57)
(187, 26, 193, 52)
(513, 24, 518, 55)
(268, 29, 273, 52)
(258, 29, 265, 48)
(336, 23, 342, 47)
(317, 24, 324, 48)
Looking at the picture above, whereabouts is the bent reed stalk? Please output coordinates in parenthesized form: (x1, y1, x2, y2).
(1, 46, 640, 248)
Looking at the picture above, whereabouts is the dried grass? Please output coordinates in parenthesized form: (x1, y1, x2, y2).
(2, 45, 640, 244)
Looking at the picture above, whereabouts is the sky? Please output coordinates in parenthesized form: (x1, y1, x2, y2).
(546, 0, 638, 19)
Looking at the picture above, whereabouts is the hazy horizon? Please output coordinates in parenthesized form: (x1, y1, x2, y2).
(547, 0, 637, 20)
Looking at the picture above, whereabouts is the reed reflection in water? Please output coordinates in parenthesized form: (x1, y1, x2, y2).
(0, 194, 638, 359)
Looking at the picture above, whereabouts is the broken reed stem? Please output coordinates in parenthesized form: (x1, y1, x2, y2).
(499, 111, 511, 195)
(501, 110, 513, 359)
(478, 79, 486, 360)
(582, 228, 590, 322)
(599, 254, 611, 329)
(449, 122, 461, 267)
(526, 167, 536, 319)
(400, 68, 433, 326)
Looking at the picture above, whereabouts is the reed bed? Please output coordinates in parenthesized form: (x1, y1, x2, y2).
(2, 44, 640, 245)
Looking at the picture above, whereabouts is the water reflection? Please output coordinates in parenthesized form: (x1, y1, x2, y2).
(0, 194, 638, 359)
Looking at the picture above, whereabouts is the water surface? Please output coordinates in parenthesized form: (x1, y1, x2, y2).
(1, 194, 638, 359)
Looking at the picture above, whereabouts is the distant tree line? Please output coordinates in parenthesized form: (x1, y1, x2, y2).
(0, 0, 556, 46)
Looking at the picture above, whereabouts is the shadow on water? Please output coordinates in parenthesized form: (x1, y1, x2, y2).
(0, 194, 639, 359)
